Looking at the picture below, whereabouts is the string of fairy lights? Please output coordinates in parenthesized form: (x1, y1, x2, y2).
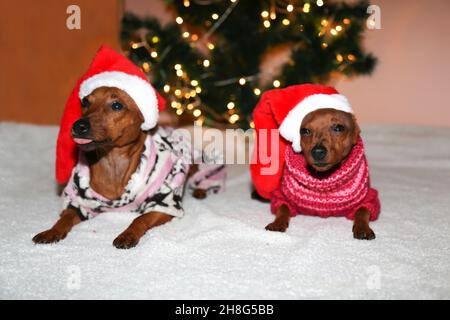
(128, 0, 359, 128)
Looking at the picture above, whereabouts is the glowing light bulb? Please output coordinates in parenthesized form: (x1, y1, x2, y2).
(343, 18, 351, 25)
(176, 69, 183, 77)
(187, 103, 194, 110)
(347, 54, 356, 62)
(183, 0, 190, 7)
(227, 102, 235, 110)
(174, 89, 182, 96)
(270, 12, 276, 20)
(163, 85, 170, 93)
(182, 31, 190, 38)
(287, 4, 294, 12)
(171, 101, 178, 108)
(151, 36, 159, 43)
(193, 109, 202, 117)
(203, 59, 210, 67)
(212, 13, 219, 20)
(207, 42, 215, 50)
(150, 51, 158, 58)
(239, 78, 246, 85)
(336, 54, 344, 62)
(303, 3, 311, 13)
(174, 64, 182, 70)
(336, 25, 343, 32)
(316, 0, 324, 7)
(131, 43, 139, 49)
(176, 109, 183, 115)
(263, 20, 271, 28)
(229, 114, 240, 124)
(195, 87, 202, 93)
(175, 17, 183, 24)
(321, 19, 328, 27)
(249, 121, 255, 128)
(261, 11, 269, 18)
(273, 80, 281, 88)
(190, 80, 199, 86)
(282, 19, 290, 26)
(253, 88, 261, 96)
(321, 42, 328, 48)
(191, 34, 199, 41)
(330, 28, 338, 36)
(142, 62, 150, 73)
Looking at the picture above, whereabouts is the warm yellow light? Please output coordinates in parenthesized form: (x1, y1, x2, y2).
(171, 101, 178, 108)
(163, 85, 170, 93)
(151, 36, 159, 43)
(176, 109, 183, 115)
(336, 54, 344, 62)
(176, 69, 183, 77)
(261, 11, 269, 18)
(270, 12, 276, 20)
(183, 0, 190, 7)
(190, 80, 199, 86)
(336, 25, 343, 32)
(187, 103, 194, 110)
(343, 18, 351, 25)
(303, 3, 311, 13)
(287, 4, 294, 12)
(195, 87, 202, 93)
(282, 19, 290, 26)
(330, 28, 338, 36)
(150, 51, 158, 58)
(273, 80, 281, 88)
(230, 0, 237, 2)
(253, 88, 261, 96)
(193, 109, 202, 117)
(207, 42, 215, 50)
(316, 0, 324, 7)
(229, 114, 240, 124)
(184, 92, 191, 99)
(263, 20, 271, 28)
(321, 19, 328, 27)
(174, 64, 182, 70)
(175, 17, 183, 24)
(249, 121, 255, 129)
(212, 13, 219, 20)
(191, 34, 199, 41)
(227, 102, 235, 110)
(182, 31, 190, 38)
(190, 90, 196, 97)
(142, 62, 150, 72)
(347, 54, 356, 62)
(321, 42, 328, 48)
(131, 43, 139, 49)
(203, 59, 210, 67)
(174, 89, 182, 96)
(239, 78, 246, 85)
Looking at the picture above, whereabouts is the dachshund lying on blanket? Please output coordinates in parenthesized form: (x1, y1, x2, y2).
(33, 46, 225, 249)
(251, 85, 380, 240)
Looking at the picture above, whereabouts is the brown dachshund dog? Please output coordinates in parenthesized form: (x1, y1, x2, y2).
(264, 108, 376, 240)
(32, 87, 207, 249)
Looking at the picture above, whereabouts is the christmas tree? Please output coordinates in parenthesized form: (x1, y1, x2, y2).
(121, 0, 376, 129)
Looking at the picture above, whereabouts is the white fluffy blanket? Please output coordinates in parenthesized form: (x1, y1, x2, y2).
(0, 123, 449, 299)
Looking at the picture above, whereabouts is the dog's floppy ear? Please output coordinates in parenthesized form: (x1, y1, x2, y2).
(350, 114, 361, 145)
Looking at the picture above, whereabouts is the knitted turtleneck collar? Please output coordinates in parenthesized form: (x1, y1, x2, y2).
(271, 138, 381, 220)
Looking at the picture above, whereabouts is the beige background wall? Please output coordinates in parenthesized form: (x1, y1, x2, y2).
(125, 0, 450, 127)
(1, 0, 449, 127)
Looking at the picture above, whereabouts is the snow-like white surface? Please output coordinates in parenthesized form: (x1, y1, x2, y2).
(0, 122, 449, 299)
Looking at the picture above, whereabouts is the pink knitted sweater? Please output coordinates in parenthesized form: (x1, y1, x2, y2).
(271, 138, 380, 221)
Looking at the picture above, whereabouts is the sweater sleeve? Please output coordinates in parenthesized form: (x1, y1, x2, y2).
(346, 188, 381, 221)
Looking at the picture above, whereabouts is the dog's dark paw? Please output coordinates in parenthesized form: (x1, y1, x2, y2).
(265, 221, 289, 233)
(353, 225, 376, 240)
(113, 231, 140, 249)
(32, 229, 67, 244)
(192, 189, 207, 200)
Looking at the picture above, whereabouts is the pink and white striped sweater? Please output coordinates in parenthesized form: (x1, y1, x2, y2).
(271, 138, 380, 220)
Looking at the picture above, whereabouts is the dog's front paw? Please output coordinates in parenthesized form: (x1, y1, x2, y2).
(353, 224, 376, 240)
(113, 231, 140, 249)
(265, 221, 289, 233)
(32, 229, 67, 244)
(192, 189, 207, 200)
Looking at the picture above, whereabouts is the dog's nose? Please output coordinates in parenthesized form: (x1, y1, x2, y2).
(73, 119, 91, 136)
(311, 145, 327, 161)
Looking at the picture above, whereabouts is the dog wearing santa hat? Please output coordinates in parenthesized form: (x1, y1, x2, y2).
(251, 84, 380, 239)
(32, 46, 226, 249)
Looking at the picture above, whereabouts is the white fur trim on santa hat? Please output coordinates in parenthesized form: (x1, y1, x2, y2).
(279, 93, 353, 153)
(79, 71, 158, 130)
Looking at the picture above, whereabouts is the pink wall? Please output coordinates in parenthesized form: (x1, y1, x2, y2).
(125, 0, 450, 127)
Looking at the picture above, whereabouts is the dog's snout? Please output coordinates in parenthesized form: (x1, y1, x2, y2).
(73, 119, 91, 136)
(311, 145, 327, 161)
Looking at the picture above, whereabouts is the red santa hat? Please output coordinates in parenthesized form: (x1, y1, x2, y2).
(250, 84, 353, 199)
(56, 45, 166, 185)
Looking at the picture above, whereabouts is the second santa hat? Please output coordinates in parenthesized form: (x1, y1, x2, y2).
(250, 84, 353, 199)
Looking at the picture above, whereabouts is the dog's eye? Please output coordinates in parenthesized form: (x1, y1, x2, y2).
(332, 124, 345, 133)
(81, 97, 90, 108)
(111, 101, 123, 111)
(300, 128, 312, 136)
